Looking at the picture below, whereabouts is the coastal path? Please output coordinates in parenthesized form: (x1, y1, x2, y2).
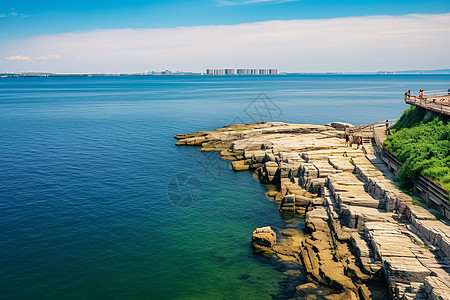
(405, 90, 450, 116)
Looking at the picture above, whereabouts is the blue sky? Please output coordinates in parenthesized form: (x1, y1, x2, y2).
(2, 0, 450, 41)
(1, 0, 450, 72)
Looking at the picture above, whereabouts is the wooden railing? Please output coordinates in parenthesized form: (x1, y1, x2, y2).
(405, 93, 450, 116)
(373, 127, 383, 149)
(347, 119, 397, 146)
(347, 119, 397, 141)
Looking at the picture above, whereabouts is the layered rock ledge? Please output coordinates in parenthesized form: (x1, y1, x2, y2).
(175, 122, 450, 300)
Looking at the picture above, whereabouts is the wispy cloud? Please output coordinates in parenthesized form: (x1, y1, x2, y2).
(0, 11, 26, 18)
(217, 0, 299, 6)
(6, 55, 32, 61)
(38, 54, 62, 60)
(2, 13, 450, 73)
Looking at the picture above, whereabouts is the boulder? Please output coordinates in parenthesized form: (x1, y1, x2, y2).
(326, 122, 355, 131)
(252, 226, 276, 250)
(231, 160, 250, 171)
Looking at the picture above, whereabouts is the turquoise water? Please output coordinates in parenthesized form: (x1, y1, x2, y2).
(1, 75, 449, 299)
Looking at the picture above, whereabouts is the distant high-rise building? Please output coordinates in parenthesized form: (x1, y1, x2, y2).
(205, 68, 277, 75)
(225, 69, 235, 75)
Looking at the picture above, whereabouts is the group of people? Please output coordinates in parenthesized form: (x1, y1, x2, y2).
(405, 89, 428, 100)
(345, 134, 362, 149)
(418, 89, 427, 99)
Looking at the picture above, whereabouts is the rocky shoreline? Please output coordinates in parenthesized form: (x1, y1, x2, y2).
(175, 122, 450, 300)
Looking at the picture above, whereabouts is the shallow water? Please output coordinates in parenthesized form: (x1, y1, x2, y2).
(1, 74, 449, 299)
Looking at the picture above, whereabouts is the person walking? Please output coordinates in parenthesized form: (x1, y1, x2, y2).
(356, 136, 361, 149)
(345, 134, 349, 147)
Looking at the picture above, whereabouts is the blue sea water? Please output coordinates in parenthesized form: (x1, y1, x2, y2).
(1, 75, 449, 300)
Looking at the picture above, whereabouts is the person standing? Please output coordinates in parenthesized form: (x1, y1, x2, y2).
(356, 136, 361, 149)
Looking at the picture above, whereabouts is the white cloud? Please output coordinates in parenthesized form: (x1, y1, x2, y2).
(6, 55, 32, 61)
(38, 54, 62, 60)
(217, 0, 298, 6)
(2, 13, 450, 73)
(0, 11, 25, 18)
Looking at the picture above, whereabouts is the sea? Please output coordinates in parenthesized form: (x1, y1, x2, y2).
(1, 74, 449, 300)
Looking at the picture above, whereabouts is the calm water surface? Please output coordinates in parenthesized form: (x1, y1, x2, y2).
(1, 75, 449, 299)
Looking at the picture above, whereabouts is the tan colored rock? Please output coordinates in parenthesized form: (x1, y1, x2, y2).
(345, 263, 370, 283)
(231, 160, 250, 171)
(219, 149, 237, 160)
(175, 122, 450, 299)
(281, 228, 300, 236)
(267, 190, 278, 197)
(295, 282, 318, 291)
(252, 226, 276, 250)
(424, 276, 450, 300)
(383, 256, 431, 284)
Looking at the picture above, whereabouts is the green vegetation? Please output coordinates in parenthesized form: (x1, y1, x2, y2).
(384, 106, 450, 194)
(431, 211, 444, 220)
(411, 199, 422, 205)
(390, 105, 426, 131)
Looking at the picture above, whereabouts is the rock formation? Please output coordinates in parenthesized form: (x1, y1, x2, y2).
(252, 226, 277, 250)
(175, 122, 450, 300)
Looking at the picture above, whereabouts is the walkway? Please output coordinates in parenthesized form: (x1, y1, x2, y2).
(405, 90, 450, 116)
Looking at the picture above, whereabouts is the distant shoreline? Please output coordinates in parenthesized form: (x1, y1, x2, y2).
(2, 72, 450, 78)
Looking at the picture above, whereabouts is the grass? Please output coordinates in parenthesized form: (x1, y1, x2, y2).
(384, 106, 450, 196)
(411, 199, 422, 205)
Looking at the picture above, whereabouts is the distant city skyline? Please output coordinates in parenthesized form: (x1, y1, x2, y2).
(205, 69, 278, 75)
(1, 1, 450, 73)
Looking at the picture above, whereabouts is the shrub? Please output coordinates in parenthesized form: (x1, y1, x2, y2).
(384, 108, 450, 194)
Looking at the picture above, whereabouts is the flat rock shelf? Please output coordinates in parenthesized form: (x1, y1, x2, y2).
(175, 122, 450, 300)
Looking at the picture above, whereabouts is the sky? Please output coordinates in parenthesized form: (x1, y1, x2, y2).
(1, 0, 450, 73)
